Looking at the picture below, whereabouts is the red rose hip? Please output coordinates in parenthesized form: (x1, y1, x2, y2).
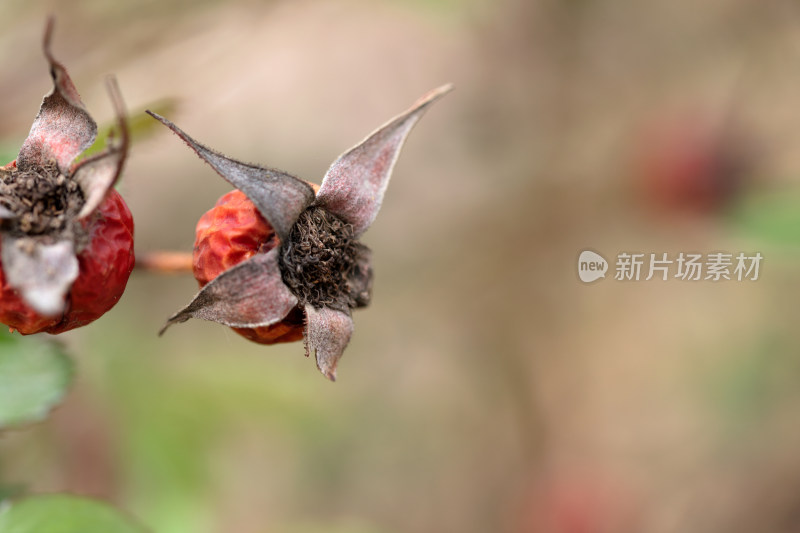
(0, 21, 133, 334)
(0, 190, 134, 334)
(153, 84, 451, 380)
(193, 190, 304, 344)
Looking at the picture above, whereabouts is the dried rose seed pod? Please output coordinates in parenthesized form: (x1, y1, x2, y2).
(0, 20, 134, 335)
(150, 84, 452, 380)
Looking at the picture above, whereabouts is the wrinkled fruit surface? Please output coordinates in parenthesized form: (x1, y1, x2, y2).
(193, 190, 304, 344)
(0, 190, 134, 334)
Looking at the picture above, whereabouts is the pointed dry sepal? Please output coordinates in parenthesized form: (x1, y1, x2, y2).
(73, 76, 129, 219)
(0, 236, 78, 316)
(146, 111, 315, 241)
(159, 248, 298, 334)
(304, 304, 354, 381)
(17, 18, 98, 174)
(316, 84, 453, 237)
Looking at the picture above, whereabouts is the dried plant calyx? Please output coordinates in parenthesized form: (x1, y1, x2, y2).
(154, 83, 453, 380)
(0, 164, 88, 245)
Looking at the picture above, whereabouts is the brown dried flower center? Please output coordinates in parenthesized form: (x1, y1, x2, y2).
(280, 206, 372, 312)
(0, 164, 85, 239)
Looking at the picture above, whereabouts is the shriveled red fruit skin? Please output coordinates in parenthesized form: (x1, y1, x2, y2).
(46, 190, 135, 334)
(0, 190, 135, 335)
(0, 268, 61, 334)
(193, 189, 304, 344)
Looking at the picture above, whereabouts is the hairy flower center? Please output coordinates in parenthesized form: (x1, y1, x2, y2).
(0, 164, 85, 240)
(280, 206, 373, 312)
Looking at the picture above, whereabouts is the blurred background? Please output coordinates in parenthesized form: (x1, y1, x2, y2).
(3, 0, 800, 531)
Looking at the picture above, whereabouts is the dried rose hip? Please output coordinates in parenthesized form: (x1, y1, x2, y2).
(192, 189, 304, 344)
(151, 84, 451, 380)
(0, 20, 133, 335)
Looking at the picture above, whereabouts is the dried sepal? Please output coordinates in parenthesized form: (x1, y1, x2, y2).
(304, 304, 354, 382)
(0, 235, 78, 316)
(17, 18, 98, 173)
(316, 83, 453, 236)
(73, 77, 129, 219)
(159, 248, 298, 334)
(145, 111, 315, 241)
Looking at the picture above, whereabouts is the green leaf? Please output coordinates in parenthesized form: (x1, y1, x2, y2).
(0, 147, 17, 166)
(730, 187, 800, 246)
(0, 495, 145, 533)
(0, 333, 72, 429)
(0, 486, 25, 504)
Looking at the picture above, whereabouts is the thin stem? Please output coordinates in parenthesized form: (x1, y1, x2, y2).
(135, 251, 193, 273)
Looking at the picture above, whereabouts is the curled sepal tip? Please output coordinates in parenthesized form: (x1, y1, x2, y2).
(159, 248, 298, 335)
(316, 83, 453, 237)
(17, 18, 98, 174)
(304, 304, 354, 382)
(146, 111, 315, 241)
(73, 76, 129, 219)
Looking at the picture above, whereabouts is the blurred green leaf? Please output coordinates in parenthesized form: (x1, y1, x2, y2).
(730, 188, 800, 246)
(0, 495, 145, 533)
(0, 332, 72, 429)
(81, 99, 178, 160)
(0, 147, 16, 167)
(0, 486, 25, 505)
